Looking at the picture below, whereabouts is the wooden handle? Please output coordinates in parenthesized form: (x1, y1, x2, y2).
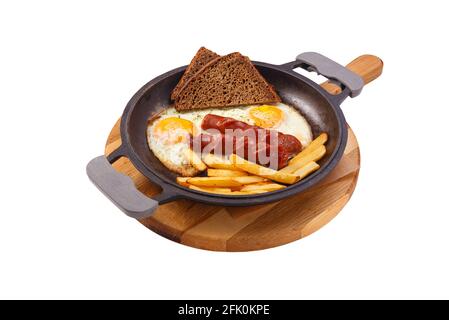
(321, 55, 383, 95)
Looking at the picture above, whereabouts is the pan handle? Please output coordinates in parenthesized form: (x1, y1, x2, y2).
(320, 54, 383, 95)
(280, 52, 364, 102)
(86, 155, 159, 219)
(295, 52, 365, 98)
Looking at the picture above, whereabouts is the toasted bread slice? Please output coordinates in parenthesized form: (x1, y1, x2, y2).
(174, 52, 281, 111)
(171, 47, 220, 101)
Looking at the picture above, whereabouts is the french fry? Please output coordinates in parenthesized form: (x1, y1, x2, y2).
(202, 153, 239, 170)
(304, 133, 328, 155)
(176, 177, 190, 187)
(184, 148, 207, 171)
(229, 190, 267, 195)
(177, 133, 329, 195)
(283, 133, 327, 170)
(232, 176, 267, 184)
(186, 175, 266, 188)
(207, 169, 248, 177)
(189, 185, 265, 195)
(229, 154, 299, 185)
(280, 145, 326, 174)
(240, 183, 287, 192)
(187, 176, 242, 187)
(188, 185, 232, 193)
(293, 161, 320, 180)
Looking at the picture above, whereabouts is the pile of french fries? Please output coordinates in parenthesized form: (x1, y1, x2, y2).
(177, 133, 328, 195)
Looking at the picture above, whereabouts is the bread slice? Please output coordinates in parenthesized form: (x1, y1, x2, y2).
(174, 53, 281, 111)
(171, 47, 220, 101)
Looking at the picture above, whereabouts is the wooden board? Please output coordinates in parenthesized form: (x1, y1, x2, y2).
(105, 119, 359, 251)
(102, 54, 382, 251)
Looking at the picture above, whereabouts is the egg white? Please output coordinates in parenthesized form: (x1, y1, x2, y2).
(268, 103, 313, 147)
(146, 123, 198, 177)
(153, 103, 313, 147)
(147, 103, 313, 175)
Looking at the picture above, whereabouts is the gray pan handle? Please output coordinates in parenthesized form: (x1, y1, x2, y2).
(295, 52, 364, 98)
(86, 155, 158, 219)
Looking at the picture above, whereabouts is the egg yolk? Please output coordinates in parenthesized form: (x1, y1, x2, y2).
(249, 105, 283, 128)
(154, 117, 194, 143)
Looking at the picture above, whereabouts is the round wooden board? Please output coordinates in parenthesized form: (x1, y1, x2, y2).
(105, 119, 360, 251)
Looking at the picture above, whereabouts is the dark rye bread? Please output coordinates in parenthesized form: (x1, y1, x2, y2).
(170, 47, 220, 101)
(174, 52, 281, 111)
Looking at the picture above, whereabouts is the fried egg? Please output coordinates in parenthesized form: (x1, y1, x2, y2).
(147, 103, 313, 175)
(147, 117, 200, 176)
(158, 103, 313, 146)
(248, 104, 312, 146)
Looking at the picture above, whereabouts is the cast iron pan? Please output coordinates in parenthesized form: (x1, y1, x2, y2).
(87, 52, 366, 219)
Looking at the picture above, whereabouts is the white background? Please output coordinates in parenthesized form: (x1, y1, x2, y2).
(1, 0, 448, 300)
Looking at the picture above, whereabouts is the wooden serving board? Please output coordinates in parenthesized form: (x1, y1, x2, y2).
(104, 55, 382, 251)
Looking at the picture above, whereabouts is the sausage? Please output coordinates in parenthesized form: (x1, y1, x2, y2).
(193, 114, 302, 169)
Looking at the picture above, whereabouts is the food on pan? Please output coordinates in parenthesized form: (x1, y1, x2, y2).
(284, 133, 327, 166)
(293, 161, 320, 179)
(187, 176, 267, 187)
(147, 103, 313, 175)
(188, 184, 266, 195)
(240, 182, 286, 192)
(183, 148, 207, 171)
(280, 145, 326, 174)
(174, 52, 281, 111)
(147, 47, 328, 195)
(229, 153, 299, 184)
(195, 114, 302, 169)
(147, 116, 203, 176)
(176, 177, 190, 187)
(171, 47, 220, 101)
(207, 168, 248, 177)
(202, 153, 239, 170)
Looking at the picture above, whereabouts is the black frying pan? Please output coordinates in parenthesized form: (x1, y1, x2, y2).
(87, 52, 381, 219)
